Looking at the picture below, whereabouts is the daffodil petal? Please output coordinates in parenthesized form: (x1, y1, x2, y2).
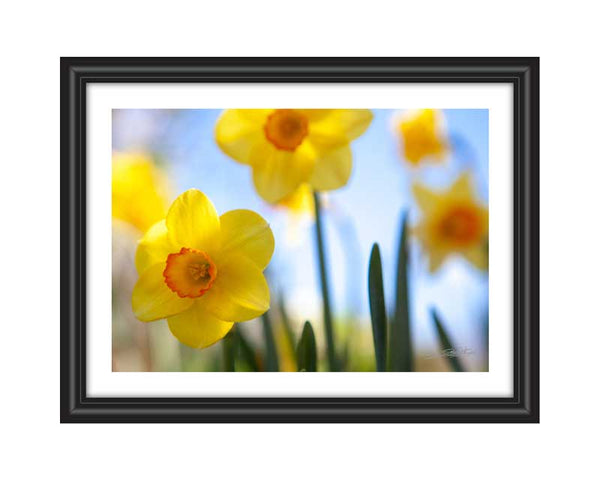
(219, 209, 274, 270)
(237, 109, 273, 123)
(427, 250, 448, 273)
(166, 189, 221, 253)
(215, 109, 271, 165)
(112, 152, 170, 233)
(167, 302, 233, 349)
(308, 109, 373, 148)
(252, 142, 316, 203)
(448, 173, 474, 199)
(309, 144, 352, 191)
(399, 109, 447, 165)
(463, 246, 488, 271)
(200, 254, 270, 322)
(297, 109, 332, 121)
(132, 263, 194, 322)
(135, 220, 177, 274)
(277, 183, 314, 216)
(412, 182, 439, 215)
(412, 171, 488, 274)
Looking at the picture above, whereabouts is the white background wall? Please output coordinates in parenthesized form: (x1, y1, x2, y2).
(1, 1, 597, 478)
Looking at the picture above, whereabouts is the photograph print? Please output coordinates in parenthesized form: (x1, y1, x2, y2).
(111, 107, 489, 374)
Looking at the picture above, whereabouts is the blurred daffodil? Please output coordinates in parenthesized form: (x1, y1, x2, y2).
(215, 109, 373, 203)
(412, 173, 488, 272)
(112, 152, 170, 233)
(277, 183, 315, 217)
(276, 325, 297, 373)
(132, 189, 275, 349)
(274, 183, 326, 247)
(398, 109, 448, 166)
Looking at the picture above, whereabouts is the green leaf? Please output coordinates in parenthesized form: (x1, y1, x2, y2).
(431, 308, 465, 372)
(389, 211, 413, 371)
(297, 321, 317, 372)
(278, 293, 297, 363)
(222, 329, 236, 372)
(313, 191, 337, 371)
(261, 311, 279, 372)
(368, 244, 387, 372)
(236, 325, 260, 372)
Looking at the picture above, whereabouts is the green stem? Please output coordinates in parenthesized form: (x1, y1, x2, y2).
(223, 328, 236, 372)
(368, 244, 387, 372)
(236, 325, 260, 372)
(390, 211, 413, 371)
(297, 321, 318, 372)
(431, 308, 465, 372)
(313, 191, 337, 371)
(261, 311, 280, 372)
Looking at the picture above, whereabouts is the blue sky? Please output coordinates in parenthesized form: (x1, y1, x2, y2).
(113, 108, 489, 367)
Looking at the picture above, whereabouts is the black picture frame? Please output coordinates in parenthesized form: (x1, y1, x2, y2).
(61, 57, 539, 423)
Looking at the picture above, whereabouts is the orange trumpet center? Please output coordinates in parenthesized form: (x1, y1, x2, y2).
(163, 247, 217, 298)
(437, 206, 481, 247)
(264, 109, 309, 151)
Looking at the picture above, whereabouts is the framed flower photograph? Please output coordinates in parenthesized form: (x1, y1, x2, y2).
(61, 57, 539, 422)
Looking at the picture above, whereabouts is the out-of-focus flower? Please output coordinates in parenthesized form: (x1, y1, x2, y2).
(132, 189, 275, 348)
(112, 152, 170, 233)
(274, 184, 329, 247)
(397, 109, 448, 166)
(277, 183, 315, 217)
(412, 173, 488, 272)
(276, 326, 297, 372)
(215, 109, 373, 203)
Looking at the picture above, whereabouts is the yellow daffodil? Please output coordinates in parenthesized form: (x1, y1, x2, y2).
(215, 109, 373, 203)
(397, 109, 448, 166)
(112, 152, 170, 233)
(412, 173, 488, 272)
(131, 189, 275, 349)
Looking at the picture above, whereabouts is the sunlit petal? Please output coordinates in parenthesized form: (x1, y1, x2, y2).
(215, 109, 271, 165)
(308, 145, 352, 191)
(219, 209, 275, 270)
(167, 303, 233, 349)
(132, 263, 194, 322)
(200, 254, 270, 322)
(252, 142, 316, 203)
(135, 220, 177, 274)
(166, 189, 221, 253)
(308, 109, 373, 148)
